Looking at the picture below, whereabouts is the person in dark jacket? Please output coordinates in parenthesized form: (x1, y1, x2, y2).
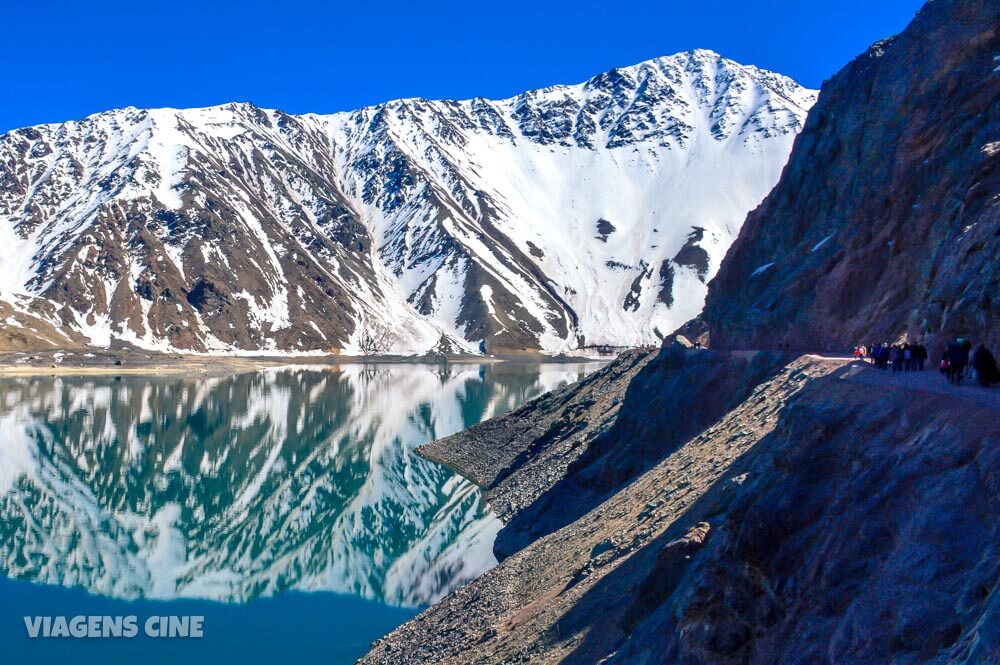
(890, 345, 904, 373)
(960, 338, 974, 381)
(947, 339, 971, 385)
(971, 344, 1000, 386)
(915, 343, 928, 371)
(878, 343, 891, 370)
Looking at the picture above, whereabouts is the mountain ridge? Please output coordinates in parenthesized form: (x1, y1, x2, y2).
(10, 49, 808, 135)
(0, 50, 815, 356)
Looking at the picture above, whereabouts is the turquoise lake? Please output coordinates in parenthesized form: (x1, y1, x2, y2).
(0, 361, 601, 664)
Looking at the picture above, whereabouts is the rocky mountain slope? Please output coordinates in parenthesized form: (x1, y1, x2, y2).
(367, 354, 1000, 663)
(420, 349, 656, 524)
(0, 51, 814, 355)
(702, 0, 1000, 352)
(361, 0, 1000, 662)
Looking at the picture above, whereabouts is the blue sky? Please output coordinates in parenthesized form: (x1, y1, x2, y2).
(2, 0, 926, 134)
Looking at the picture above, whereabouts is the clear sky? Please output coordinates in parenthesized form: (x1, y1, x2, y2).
(2, 0, 926, 134)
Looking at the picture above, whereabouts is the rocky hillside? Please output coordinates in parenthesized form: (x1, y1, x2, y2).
(703, 0, 1000, 352)
(490, 348, 792, 561)
(361, 0, 1000, 662)
(419, 349, 656, 524)
(368, 354, 1000, 663)
(0, 51, 814, 355)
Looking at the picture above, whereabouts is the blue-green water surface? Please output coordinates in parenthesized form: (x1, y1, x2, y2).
(0, 361, 600, 664)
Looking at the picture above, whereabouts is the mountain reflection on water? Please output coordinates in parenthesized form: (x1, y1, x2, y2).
(0, 362, 600, 607)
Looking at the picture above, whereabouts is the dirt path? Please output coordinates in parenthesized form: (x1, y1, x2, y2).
(835, 358, 1000, 411)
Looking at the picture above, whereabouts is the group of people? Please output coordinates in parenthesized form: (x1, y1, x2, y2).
(941, 338, 1000, 386)
(854, 342, 928, 372)
(853, 337, 1000, 387)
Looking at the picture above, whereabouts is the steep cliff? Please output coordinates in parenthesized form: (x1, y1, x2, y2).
(369, 356, 1000, 663)
(703, 0, 1000, 352)
(419, 349, 656, 525)
(491, 348, 790, 559)
(362, 1, 1000, 662)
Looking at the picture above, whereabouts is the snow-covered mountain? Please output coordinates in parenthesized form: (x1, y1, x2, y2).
(0, 50, 816, 355)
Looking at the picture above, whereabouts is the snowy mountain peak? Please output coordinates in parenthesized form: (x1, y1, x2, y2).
(0, 51, 816, 356)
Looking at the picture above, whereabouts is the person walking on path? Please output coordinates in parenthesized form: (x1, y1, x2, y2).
(947, 338, 971, 385)
(879, 343, 891, 370)
(971, 344, 1000, 387)
(890, 345, 904, 373)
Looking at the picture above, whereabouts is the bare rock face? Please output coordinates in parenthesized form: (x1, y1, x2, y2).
(366, 354, 1000, 664)
(493, 348, 791, 560)
(0, 296, 88, 352)
(361, 2, 1000, 663)
(419, 349, 656, 524)
(703, 0, 1000, 352)
(611, 367, 1000, 664)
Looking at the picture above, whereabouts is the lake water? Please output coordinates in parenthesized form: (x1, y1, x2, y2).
(0, 361, 601, 664)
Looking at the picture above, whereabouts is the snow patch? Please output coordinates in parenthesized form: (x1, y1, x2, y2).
(0, 413, 37, 495)
(480, 285, 496, 316)
(811, 234, 834, 252)
(146, 111, 189, 209)
(0, 218, 39, 295)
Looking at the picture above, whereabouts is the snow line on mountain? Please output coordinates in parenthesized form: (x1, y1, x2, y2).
(0, 50, 816, 356)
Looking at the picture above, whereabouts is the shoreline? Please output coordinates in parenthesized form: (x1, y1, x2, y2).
(0, 347, 620, 377)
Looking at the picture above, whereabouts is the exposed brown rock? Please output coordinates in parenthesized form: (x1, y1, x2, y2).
(419, 349, 655, 523)
(0, 298, 87, 352)
(362, 2, 1000, 662)
(703, 0, 1000, 353)
(363, 354, 1000, 664)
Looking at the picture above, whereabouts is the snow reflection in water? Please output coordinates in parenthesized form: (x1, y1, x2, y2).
(0, 362, 601, 607)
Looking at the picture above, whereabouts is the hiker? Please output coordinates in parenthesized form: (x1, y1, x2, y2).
(971, 344, 1000, 387)
(890, 345, 904, 373)
(903, 344, 913, 371)
(961, 338, 974, 381)
(946, 338, 971, 385)
(878, 343, 891, 370)
(915, 343, 928, 371)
